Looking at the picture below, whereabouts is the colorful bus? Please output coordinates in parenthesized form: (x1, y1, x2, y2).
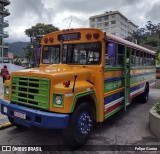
(0, 28, 156, 145)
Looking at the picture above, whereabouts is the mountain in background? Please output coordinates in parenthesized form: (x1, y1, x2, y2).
(9, 42, 28, 57)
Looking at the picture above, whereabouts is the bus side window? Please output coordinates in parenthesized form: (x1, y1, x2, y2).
(143, 52, 145, 66)
(149, 54, 152, 66)
(153, 55, 156, 65)
(148, 54, 150, 65)
(151, 54, 153, 65)
(152, 55, 155, 66)
(140, 52, 143, 66)
(145, 53, 148, 66)
(126, 47, 130, 65)
(146, 53, 149, 66)
(117, 44, 124, 66)
(131, 49, 136, 67)
(105, 43, 116, 66)
(135, 50, 140, 66)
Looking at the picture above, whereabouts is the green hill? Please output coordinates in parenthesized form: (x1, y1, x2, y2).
(9, 42, 28, 57)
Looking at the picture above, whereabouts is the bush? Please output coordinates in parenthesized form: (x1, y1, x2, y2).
(155, 100, 160, 114)
(14, 61, 22, 66)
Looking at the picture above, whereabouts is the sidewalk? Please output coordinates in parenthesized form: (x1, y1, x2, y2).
(0, 77, 10, 126)
(0, 64, 24, 128)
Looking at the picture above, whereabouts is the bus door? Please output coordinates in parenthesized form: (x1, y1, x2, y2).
(124, 46, 131, 111)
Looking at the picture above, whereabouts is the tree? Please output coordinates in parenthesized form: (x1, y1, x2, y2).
(24, 44, 32, 61)
(25, 23, 59, 37)
(126, 21, 160, 63)
(24, 23, 59, 67)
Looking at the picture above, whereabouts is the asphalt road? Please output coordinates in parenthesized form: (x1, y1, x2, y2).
(0, 86, 160, 153)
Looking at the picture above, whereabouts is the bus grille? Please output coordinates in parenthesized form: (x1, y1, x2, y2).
(11, 76, 50, 110)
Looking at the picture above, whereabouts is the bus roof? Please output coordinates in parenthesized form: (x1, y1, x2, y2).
(105, 32, 155, 55)
(42, 28, 155, 55)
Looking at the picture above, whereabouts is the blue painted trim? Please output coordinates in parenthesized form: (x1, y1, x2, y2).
(130, 84, 144, 93)
(149, 79, 156, 84)
(104, 91, 124, 105)
(0, 100, 70, 129)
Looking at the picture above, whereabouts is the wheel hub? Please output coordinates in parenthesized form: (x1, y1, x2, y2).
(77, 112, 92, 136)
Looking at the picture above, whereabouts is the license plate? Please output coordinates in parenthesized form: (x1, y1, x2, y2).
(14, 111, 26, 119)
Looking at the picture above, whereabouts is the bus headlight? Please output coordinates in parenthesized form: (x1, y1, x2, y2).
(55, 95, 63, 105)
(5, 86, 9, 95)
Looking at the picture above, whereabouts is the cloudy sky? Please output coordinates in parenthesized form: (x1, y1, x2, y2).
(5, 0, 160, 43)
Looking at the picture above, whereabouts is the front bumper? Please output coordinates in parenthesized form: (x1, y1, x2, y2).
(0, 100, 70, 129)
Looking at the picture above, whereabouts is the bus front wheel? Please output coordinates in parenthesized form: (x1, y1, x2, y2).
(63, 102, 93, 145)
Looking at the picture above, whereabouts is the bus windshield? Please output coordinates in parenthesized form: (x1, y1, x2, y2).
(42, 45, 60, 64)
(42, 42, 101, 65)
(63, 43, 101, 65)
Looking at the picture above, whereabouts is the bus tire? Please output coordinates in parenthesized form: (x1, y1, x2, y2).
(63, 102, 93, 145)
(141, 84, 149, 103)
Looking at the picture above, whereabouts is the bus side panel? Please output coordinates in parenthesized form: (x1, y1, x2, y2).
(104, 69, 124, 119)
(130, 68, 156, 101)
(103, 68, 156, 119)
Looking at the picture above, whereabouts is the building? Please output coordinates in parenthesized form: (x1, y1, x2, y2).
(89, 11, 138, 38)
(8, 51, 13, 59)
(0, 0, 10, 63)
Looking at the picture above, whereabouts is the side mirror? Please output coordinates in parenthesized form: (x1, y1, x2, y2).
(108, 43, 116, 58)
(36, 47, 41, 67)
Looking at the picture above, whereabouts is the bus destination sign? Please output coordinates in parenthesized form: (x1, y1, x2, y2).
(58, 32, 81, 41)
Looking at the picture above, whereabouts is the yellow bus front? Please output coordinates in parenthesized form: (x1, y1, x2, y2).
(1, 29, 105, 145)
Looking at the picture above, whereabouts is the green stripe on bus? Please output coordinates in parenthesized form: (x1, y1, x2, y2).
(131, 67, 156, 70)
(104, 80, 123, 93)
(71, 90, 99, 122)
(105, 67, 155, 71)
(105, 67, 123, 71)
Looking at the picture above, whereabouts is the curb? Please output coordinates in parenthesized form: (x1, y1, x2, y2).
(0, 122, 12, 130)
(149, 106, 160, 139)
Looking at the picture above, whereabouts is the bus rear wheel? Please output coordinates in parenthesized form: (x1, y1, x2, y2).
(63, 102, 93, 145)
(140, 84, 149, 103)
